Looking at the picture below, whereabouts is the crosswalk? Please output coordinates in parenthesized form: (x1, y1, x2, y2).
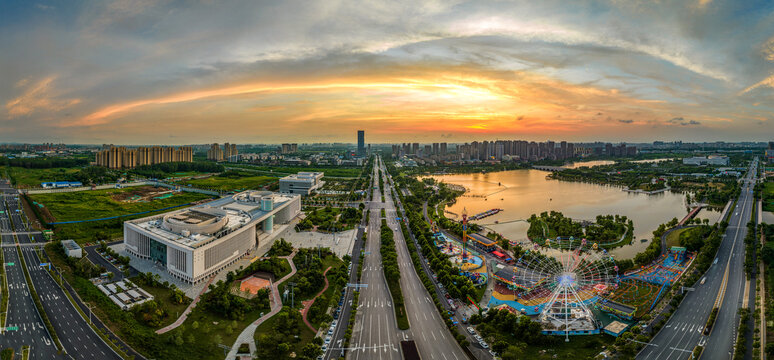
(664, 321, 702, 334)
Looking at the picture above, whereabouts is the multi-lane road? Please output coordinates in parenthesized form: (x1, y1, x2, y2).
(349, 156, 403, 360)
(638, 159, 758, 360)
(1, 179, 61, 359)
(380, 157, 469, 360)
(0, 179, 122, 359)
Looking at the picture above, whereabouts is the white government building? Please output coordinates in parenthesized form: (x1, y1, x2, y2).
(279, 172, 324, 195)
(123, 190, 300, 284)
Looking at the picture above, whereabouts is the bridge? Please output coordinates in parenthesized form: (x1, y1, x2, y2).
(532, 165, 567, 172)
(678, 204, 706, 226)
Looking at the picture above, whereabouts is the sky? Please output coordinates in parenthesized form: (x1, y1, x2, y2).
(1, 0, 774, 145)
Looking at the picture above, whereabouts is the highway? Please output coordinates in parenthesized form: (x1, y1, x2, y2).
(350, 156, 403, 360)
(379, 157, 469, 360)
(637, 159, 758, 360)
(0, 179, 62, 359)
(1, 179, 123, 359)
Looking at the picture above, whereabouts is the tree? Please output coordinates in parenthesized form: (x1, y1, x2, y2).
(192, 321, 199, 330)
(300, 343, 322, 359)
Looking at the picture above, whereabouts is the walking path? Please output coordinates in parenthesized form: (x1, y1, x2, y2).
(301, 266, 331, 333)
(226, 250, 298, 360)
(156, 274, 217, 334)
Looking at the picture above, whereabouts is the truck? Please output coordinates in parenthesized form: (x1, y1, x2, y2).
(401, 340, 421, 360)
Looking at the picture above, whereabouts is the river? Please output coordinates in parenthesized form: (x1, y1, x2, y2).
(428, 169, 720, 260)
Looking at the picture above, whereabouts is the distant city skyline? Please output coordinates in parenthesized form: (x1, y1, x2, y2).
(2, 1, 773, 144)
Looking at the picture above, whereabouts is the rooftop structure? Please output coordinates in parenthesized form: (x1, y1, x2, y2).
(124, 190, 300, 284)
(279, 172, 324, 195)
(61, 239, 82, 258)
(682, 155, 730, 166)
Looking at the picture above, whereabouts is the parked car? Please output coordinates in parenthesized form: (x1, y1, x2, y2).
(467, 327, 476, 336)
(479, 341, 489, 349)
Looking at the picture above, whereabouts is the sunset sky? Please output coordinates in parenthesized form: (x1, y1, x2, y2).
(2, 0, 773, 144)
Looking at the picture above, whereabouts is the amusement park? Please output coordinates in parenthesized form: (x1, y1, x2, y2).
(434, 208, 695, 341)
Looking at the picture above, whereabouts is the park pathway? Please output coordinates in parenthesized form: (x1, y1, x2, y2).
(300, 266, 332, 333)
(156, 274, 217, 334)
(226, 250, 298, 360)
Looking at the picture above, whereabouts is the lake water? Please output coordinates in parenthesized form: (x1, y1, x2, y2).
(429, 169, 720, 260)
(562, 158, 675, 169)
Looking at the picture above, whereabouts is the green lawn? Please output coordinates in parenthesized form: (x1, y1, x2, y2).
(231, 164, 363, 178)
(28, 186, 212, 242)
(3, 167, 82, 188)
(763, 182, 774, 212)
(524, 335, 613, 359)
(29, 186, 210, 222)
(665, 227, 690, 248)
(180, 175, 276, 191)
(254, 306, 317, 357)
(131, 278, 192, 329)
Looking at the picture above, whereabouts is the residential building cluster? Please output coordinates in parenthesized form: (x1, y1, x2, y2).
(96, 145, 193, 169)
(207, 142, 238, 161)
(280, 143, 298, 154)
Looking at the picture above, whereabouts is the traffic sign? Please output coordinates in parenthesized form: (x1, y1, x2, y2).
(5, 262, 14, 266)
(3, 326, 18, 331)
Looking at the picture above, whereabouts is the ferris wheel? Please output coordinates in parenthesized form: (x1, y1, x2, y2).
(513, 237, 619, 341)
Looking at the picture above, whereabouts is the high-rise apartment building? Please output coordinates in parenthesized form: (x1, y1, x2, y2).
(280, 143, 298, 154)
(97, 146, 192, 169)
(357, 130, 365, 155)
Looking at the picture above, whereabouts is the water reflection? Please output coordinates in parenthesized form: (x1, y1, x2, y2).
(428, 169, 720, 260)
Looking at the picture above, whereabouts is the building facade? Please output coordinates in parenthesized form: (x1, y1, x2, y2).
(96, 146, 193, 169)
(279, 172, 324, 195)
(124, 191, 301, 284)
(357, 130, 365, 155)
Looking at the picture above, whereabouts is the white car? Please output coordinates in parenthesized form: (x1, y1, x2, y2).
(479, 341, 489, 349)
(321, 345, 328, 352)
(324, 336, 331, 344)
(489, 350, 497, 356)
(331, 320, 338, 327)
(467, 327, 476, 336)
(327, 328, 334, 336)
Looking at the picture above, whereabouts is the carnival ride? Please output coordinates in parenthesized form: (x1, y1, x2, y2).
(512, 238, 620, 340)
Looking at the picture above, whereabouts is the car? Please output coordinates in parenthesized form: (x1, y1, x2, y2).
(479, 341, 489, 349)
(467, 327, 476, 335)
(489, 350, 497, 356)
(327, 328, 334, 335)
(331, 320, 338, 327)
(474, 335, 482, 341)
(324, 336, 331, 344)
(333, 312, 339, 319)
(321, 345, 328, 352)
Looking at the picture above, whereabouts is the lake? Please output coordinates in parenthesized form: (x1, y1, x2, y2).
(429, 169, 720, 260)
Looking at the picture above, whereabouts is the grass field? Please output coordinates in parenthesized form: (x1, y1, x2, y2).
(763, 182, 774, 212)
(665, 227, 690, 248)
(524, 335, 613, 359)
(1, 166, 82, 188)
(180, 175, 276, 191)
(29, 186, 210, 222)
(28, 186, 212, 242)
(231, 164, 363, 178)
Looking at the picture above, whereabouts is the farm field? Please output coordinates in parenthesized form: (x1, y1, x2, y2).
(179, 174, 276, 191)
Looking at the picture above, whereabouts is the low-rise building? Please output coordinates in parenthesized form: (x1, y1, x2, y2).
(279, 172, 324, 195)
(682, 155, 729, 166)
(62, 239, 82, 258)
(124, 190, 300, 284)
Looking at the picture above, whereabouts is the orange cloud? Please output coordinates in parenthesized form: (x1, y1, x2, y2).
(6, 76, 81, 118)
